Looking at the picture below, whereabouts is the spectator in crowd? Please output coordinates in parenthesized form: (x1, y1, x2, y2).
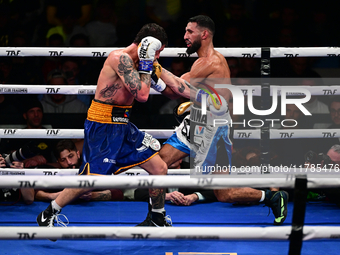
(46, 0, 93, 27)
(328, 97, 340, 129)
(45, 6, 88, 46)
(41, 33, 64, 83)
(304, 144, 340, 207)
(60, 57, 94, 108)
(69, 33, 102, 86)
(0, 96, 57, 168)
(40, 69, 88, 113)
(0, 3, 12, 47)
(307, 96, 340, 154)
(85, 0, 118, 47)
(0, 154, 34, 205)
(146, 0, 183, 45)
(35, 139, 124, 202)
(8, 28, 41, 85)
(302, 78, 328, 114)
(222, 25, 245, 47)
(271, 104, 309, 166)
(226, 57, 240, 78)
(0, 93, 22, 125)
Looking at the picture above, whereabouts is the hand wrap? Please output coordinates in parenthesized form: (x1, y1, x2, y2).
(150, 62, 166, 92)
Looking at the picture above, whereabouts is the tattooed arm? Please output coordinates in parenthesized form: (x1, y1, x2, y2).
(159, 68, 197, 100)
(114, 53, 151, 102)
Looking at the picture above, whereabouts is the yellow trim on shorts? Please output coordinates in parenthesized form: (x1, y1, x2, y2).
(87, 100, 132, 124)
(113, 152, 159, 175)
(78, 153, 159, 176)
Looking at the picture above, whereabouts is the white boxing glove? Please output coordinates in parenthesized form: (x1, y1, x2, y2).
(195, 89, 228, 116)
(208, 94, 228, 116)
(138, 36, 162, 74)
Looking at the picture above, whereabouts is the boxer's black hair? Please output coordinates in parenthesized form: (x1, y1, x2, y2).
(133, 23, 168, 46)
(188, 15, 215, 36)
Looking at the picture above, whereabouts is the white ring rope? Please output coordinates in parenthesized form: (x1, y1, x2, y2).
(0, 84, 159, 95)
(1, 175, 340, 189)
(1, 129, 340, 140)
(1, 46, 340, 58)
(0, 226, 339, 240)
(0, 47, 261, 58)
(2, 167, 339, 176)
(0, 129, 174, 139)
(1, 85, 340, 96)
(0, 168, 190, 176)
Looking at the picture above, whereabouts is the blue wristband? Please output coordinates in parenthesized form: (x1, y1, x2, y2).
(138, 60, 153, 72)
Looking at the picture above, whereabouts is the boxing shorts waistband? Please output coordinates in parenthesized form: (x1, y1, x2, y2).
(87, 99, 132, 124)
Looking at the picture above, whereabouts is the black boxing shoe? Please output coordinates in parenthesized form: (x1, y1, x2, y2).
(264, 190, 289, 225)
(136, 210, 152, 226)
(150, 211, 172, 227)
(136, 202, 152, 226)
(36, 203, 68, 241)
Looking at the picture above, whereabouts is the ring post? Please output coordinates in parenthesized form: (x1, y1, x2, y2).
(288, 175, 308, 255)
(260, 47, 271, 172)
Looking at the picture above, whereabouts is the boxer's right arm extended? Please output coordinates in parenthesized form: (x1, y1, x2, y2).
(158, 68, 197, 100)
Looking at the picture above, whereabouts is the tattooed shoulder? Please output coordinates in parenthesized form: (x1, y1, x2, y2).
(99, 83, 121, 98)
(118, 54, 133, 76)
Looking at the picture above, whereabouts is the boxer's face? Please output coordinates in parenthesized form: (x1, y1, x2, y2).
(184, 22, 202, 54)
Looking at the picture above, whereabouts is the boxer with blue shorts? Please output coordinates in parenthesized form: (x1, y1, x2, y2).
(79, 100, 160, 176)
(37, 23, 173, 231)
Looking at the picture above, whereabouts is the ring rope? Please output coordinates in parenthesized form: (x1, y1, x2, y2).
(1, 84, 340, 96)
(0, 168, 190, 176)
(1, 129, 339, 140)
(1, 168, 339, 176)
(1, 175, 340, 189)
(0, 47, 261, 58)
(2, 46, 340, 58)
(0, 129, 174, 139)
(0, 226, 339, 240)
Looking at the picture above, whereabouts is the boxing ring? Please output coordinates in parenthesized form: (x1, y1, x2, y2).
(1, 47, 340, 255)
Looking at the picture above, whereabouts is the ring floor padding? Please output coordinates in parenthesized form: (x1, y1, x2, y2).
(0, 201, 339, 255)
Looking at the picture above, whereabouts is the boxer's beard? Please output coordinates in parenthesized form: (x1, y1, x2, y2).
(186, 40, 201, 55)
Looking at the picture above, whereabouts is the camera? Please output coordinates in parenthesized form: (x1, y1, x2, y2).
(3, 141, 39, 167)
(304, 150, 334, 166)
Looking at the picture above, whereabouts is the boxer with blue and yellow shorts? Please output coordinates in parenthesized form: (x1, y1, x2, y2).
(79, 99, 160, 176)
